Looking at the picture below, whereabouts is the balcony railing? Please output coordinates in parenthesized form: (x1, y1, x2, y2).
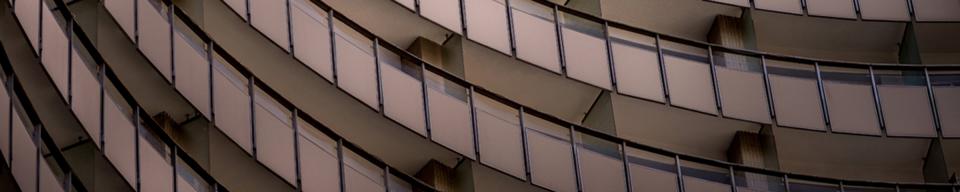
(173, 0, 960, 191)
(705, 0, 960, 22)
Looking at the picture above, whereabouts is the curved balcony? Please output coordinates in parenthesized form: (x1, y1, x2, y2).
(704, 0, 960, 22)
(196, 0, 960, 191)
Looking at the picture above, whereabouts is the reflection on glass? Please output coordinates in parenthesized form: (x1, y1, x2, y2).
(523, 113, 576, 192)
(291, 0, 334, 82)
(804, 0, 857, 19)
(930, 70, 960, 137)
(662, 41, 716, 114)
(474, 95, 524, 179)
(138, 0, 173, 82)
(712, 51, 769, 123)
(874, 69, 936, 137)
(733, 171, 785, 192)
(681, 160, 732, 192)
(821, 66, 880, 135)
(334, 20, 379, 109)
(510, 0, 561, 73)
(212, 55, 254, 154)
(254, 88, 297, 184)
(420, 0, 463, 34)
(380, 48, 427, 136)
(576, 133, 627, 192)
(766, 60, 825, 130)
(560, 12, 610, 89)
(464, 0, 511, 54)
(250, 0, 290, 51)
(627, 148, 679, 192)
(426, 71, 476, 159)
(609, 28, 663, 102)
(297, 118, 341, 192)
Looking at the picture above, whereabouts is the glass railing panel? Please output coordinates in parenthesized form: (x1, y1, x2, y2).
(523, 113, 576, 192)
(914, 0, 960, 21)
(102, 91, 138, 185)
(575, 133, 627, 192)
(820, 66, 880, 135)
(708, 0, 751, 6)
(899, 186, 954, 192)
(858, 0, 911, 21)
(786, 179, 839, 192)
(425, 71, 476, 159)
(843, 185, 896, 192)
(40, 147, 67, 192)
(138, 0, 173, 82)
(333, 19, 379, 110)
(343, 149, 386, 192)
(874, 69, 936, 137)
(713, 51, 770, 124)
(40, 4, 70, 100)
(394, 0, 416, 11)
(250, 0, 290, 51)
(0, 80, 9, 164)
(754, 0, 803, 14)
(291, 0, 334, 82)
(608, 27, 664, 102)
(626, 148, 679, 192)
(474, 94, 524, 179)
(104, 0, 135, 40)
(297, 117, 341, 192)
(177, 157, 213, 192)
(420, 0, 463, 34)
(173, 28, 211, 118)
(560, 12, 611, 89)
(510, 0, 561, 73)
(766, 59, 825, 131)
(464, 0, 511, 54)
(681, 160, 732, 192)
(11, 110, 38, 192)
(223, 0, 247, 21)
(138, 123, 175, 192)
(70, 48, 101, 148)
(804, 0, 857, 19)
(379, 47, 427, 136)
(662, 41, 717, 114)
(733, 171, 785, 192)
(930, 70, 960, 137)
(388, 174, 413, 192)
(212, 53, 254, 154)
(14, 0, 39, 53)
(253, 87, 297, 184)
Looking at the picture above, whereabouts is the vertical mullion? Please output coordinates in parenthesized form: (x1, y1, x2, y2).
(783, 174, 791, 192)
(675, 155, 685, 192)
(868, 66, 886, 136)
(169, 3, 176, 86)
(383, 166, 390, 192)
(34, 124, 40, 192)
(374, 39, 384, 113)
(519, 107, 531, 182)
(603, 21, 618, 92)
(99, 66, 105, 149)
(838, 181, 845, 192)
(459, 0, 467, 36)
(728, 166, 737, 192)
(420, 63, 431, 139)
(67, 19, 73, 106)
(923, 68, 942, 137)
(293, 109, 302, 191)
(286, 0, 294, 53)
(569, 125, 582, 192)
(468, 86, 480, 161)
(552, 5, 566, 76)
(760, 56, 776, 122)
(337, 138, 345, 192)
(814, 62, 831, 132)
(621, 141, 632, 192)
(249, 77, 257, 158)
(707, 46, 723, 117)
(135, 107, 142, 192)
(655, 35, 670, 106)
(505, 0, 517, 57)
(328, 10, 338, 85)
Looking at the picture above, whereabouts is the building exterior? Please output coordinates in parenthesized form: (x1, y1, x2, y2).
(0, 0, 958, 191)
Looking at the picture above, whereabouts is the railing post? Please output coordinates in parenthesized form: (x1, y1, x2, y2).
(374, 38, 384, 113)
(293, 109, 302, 191)
(249, 76, 257, 158)
(505, 0, 517, 57)
(655, 34, 670, 106)
(621, 141, 633, 192)
(468, 86, 480, 161)
(868, 66, 886, 136)
(923, 68, 943, 138)
(420, 63, 431, 139)
(783, 174, 791, 192)
(729, 166, 738, 192)
(519, 107, 531, 183)
(569, 125, 582, 192)
(337, 138, 345, 192)
(675, 155, 685, 192)
(707, 46, 723, 117)
(328, 10, 338, 85)
(553, 4, 566, 76)
(603, 21, 618, 92)
(814, 62, 831, 132)
(760, 56, 777, 122)
(136, 106, 142, 192)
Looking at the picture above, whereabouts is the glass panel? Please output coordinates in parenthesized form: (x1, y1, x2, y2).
(379, 48, 427, 136)
(173, 29, 211, 118)
(858, 0, 911, 21)
(510, 0, 561, 73)
(560, 12, 611, 89)
(223, 0, 247, 21)
(420, 0, 463, 34)
(0, 81, 8, 164)
(523, 113, 576, 192)
(474, 94, 524, 179)
(11, 111, 38, 192)
(899, 186, 954, 192)
(298, 118, 341, 192)
(662, 41, 716, 114)
(139, 125, 175, 192)
(103, 96, 137, 185)
(105, 0, 136, 40)
(139, 0, 173, 82)
(71, 49, 101, 147)
(766, 60, 825, 130)
(464, 0, 511, 54)
(821, 66, 880, 135)
(333, 20, 379, 109)
(253, 88, 297, 184)
(914, 0, 960, 21)
(41, 7, 70, 100)
(708, 0, 751, 6)
(755, 0, 803, 14)
(626, 149, 679, 192)
(787, 179, 839, 192)
(14, 0, 39, 53)
(291, 0, 334, 82)
(681, 160, 732, 192)
(576, 133, 627, 192)
(609, 27, 663, 102)
(713, 51, 770, 123)
(177, 157, 212, 192)
(212, 54, 253, 154)
(388, 174, 413, 192)
(426, 71, 475, 159)
(875, 69, 936, 137)
(40, 155, 66, 192)
(931, 70, 960, 137)
(733, 171, 785, 192)
(805, 0, 857, 19)
(843, 185, 897, 192)
(343, 149, 385, 192)
(250, 0, 290, 51)
(394, 0, 416, 11)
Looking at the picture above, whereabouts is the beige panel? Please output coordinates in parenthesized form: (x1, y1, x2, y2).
(805, 0, 857, 19)
(664, 54, 717, 114)
(859, 0, 911, 21)
(755, 0, 803, 14)
(254, 100, 297, 184)
(250, 0, 290, 51)
(343, 150, 385, 192)
(177, 176, 199, 192)
(12, 112, 38, 192)
(683, 176, 731, 192)
(914, 0, 960, 21)
(465, 0, 511, 54)
(105, 0, 136, 40)
(14, 0, 39, 53)
(223, 0, 247, 20)
(173, 32, 211, 118)
(40, 159, 65, 192)
(769, 76, 825, 130)
(395, 0, 417, 11)
(524, 114, 576, 192)
(475, 95, 525, 179)
(427, 87, 476, 159)
(139, 0, 173, 82)
(879, 86, 936, 137)
(103, 97, 137, 185)
(609, 28, 663, 102)
(298, 133, 340, 192)
(936, 88, 960, 137)
(717, 67, 770, 123)
(562, 27, 611, 89)
(512, 6, 561, 73)
(420, 0, 463, 34)
(381, 62, 427, 136)
(140, 133, 174, 192)
(578, 143, 627, 192)
(0, 81, 9, 164)
(213, 63, 253, 154)
(627, 148, 679, 192)
(334, 35, 379, 109)
(824, 82, 881, 135)
(710, 0, 751, 6)
(291, 1, 334, 82)
(71, 53, 101, 148)
(40, 7, 70, 100)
